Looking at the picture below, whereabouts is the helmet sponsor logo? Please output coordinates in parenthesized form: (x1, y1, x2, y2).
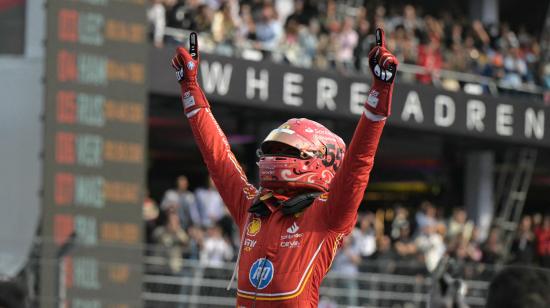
(275, 128, 295, 135)
(249, 258, 274, 289)
(246, 218, 261, 236)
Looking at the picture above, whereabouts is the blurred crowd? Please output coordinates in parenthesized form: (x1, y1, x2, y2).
(144, 175, 550, 279)
(333, 203, 550, 277)
(147, 0, 550, 95)
(143, 175, 550, 307)
(144, 175, 236, 275)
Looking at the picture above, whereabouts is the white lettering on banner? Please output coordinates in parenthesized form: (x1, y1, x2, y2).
(246, 68, 269, 101)
(496, 104, 513, 136)
(283, 73, 303, 106)
(401, 91, 424, 123)
(316, 78, 338, 111)
(350, 82, 369, 115)
(200, 61, 233, 95)
(466, 100, 486, 132)
(434, 95, 456, 127)
(525, 108, 545, 140)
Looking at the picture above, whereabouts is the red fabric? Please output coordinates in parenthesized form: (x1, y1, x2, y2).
(364, 29, 398, 117)
(416, 44, 442, 84)
(535, 227, 550, 256)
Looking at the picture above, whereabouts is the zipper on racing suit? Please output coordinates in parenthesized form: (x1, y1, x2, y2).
(252, 256, 269, 308)
(252, 208, 279, 308)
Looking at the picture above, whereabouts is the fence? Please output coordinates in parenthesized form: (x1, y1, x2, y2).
(142, 256, 493, 308)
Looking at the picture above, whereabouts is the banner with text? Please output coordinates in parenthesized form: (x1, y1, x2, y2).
(151, 49, 549, 147)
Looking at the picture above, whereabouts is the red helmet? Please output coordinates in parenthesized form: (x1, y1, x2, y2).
(258, 118, 346, 192)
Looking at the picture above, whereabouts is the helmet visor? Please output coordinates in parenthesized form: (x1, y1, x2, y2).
(260, 128, 318, 158)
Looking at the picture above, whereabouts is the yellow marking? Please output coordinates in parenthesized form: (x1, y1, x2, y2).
(246, 218, 261, 236)
(260, 193, 272, 201)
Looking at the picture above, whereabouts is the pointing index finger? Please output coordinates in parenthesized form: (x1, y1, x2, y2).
(189, 32, 198, 60)
(376, 28, 385, 47)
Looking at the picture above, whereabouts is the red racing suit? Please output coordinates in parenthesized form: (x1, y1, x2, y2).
(172, 29, 397, 307)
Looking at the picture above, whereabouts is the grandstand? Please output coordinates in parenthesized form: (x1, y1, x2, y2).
(1, 0, 550, 307)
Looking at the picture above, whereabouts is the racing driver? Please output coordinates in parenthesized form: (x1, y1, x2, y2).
(171, 28, 398, 307)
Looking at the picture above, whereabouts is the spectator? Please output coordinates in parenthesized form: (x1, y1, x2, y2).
(151, 207, 190, 275)
(465, 227, 483, 263)
(394, 224, 417, 261)
(211, 1, 239, 56)
(237, 3, 256, 42)
(352, 213, 377, 260)
(501, 47, 529, 88)
(160, 189, 179, 212)
(535, 215, 550, 267)
(446, 207, 474, 244)
(372, 235, 397, 274)
(416, 35, 443, 84)
(147, 0, 165, 48)
(280, 17, 303, 65)
(164, 0, 184, 29)
(195, 4, 214, 33)
(415, 224, 446, 272)
(511, 215, 536, 264)
(331, 235, 360, 307)
(175, 0, 202, 31)
(415, 201, 437, 231)
(298, 18, 320, 67)
(482, 228, 504, 264)
(186, 224, 205, 260)
(336, 16, 358, 71)
(175, 175, 202, 229)
(284, 0, 317, 27)
(143, 190, 159, 244)
(390, 205, 409, 240)
(353, 17, 372, 70)
(253, 3, 282, 52)
(200, 224, 234, 268)
(195, 177, 227, 227)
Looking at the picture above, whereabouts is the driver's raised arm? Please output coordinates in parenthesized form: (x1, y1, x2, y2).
(171, 33, 257, 228)
(325, 28, 398, 233)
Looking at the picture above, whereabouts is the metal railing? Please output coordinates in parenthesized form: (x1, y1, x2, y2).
(142, 256, 493, 308)
(20, 239, 501, 307)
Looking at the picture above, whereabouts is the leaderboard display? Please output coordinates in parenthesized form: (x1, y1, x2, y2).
(41, 1, 148, 307)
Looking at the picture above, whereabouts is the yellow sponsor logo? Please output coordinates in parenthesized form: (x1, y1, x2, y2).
(247, 218, 261, 236)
